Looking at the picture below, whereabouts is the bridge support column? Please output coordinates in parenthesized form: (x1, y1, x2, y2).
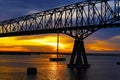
(67, 39, 90, 68)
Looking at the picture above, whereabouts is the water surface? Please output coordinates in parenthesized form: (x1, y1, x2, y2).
(0, 54, 120, 80)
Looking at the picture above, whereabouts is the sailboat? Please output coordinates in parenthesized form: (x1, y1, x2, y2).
(49, 33, 66, 62)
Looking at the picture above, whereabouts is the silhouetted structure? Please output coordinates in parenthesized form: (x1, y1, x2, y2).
(27, 67, 37, 74)
(116, 62, 120, 65)
(49, 33, 66, 62)
(0, 0, 120, 68)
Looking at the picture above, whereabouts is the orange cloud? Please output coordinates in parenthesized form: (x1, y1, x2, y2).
(86, 40, 116, 51)
(85, 36, 120, 53)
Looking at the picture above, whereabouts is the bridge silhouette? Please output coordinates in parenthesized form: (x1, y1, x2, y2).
(0, 0, 120, 68)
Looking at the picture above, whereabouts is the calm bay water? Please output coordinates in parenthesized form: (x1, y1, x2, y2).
(0, 54, 120, 80)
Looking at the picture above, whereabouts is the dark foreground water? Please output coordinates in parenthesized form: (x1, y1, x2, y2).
(0, 54, 120, 80)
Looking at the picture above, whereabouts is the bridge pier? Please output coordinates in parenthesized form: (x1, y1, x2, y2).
(68, 39, 90, 68)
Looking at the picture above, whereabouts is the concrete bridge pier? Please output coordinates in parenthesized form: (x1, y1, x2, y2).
(68, 39, 90, 68)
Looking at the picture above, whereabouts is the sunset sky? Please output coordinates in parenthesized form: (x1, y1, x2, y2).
(0, 0, 120, 53)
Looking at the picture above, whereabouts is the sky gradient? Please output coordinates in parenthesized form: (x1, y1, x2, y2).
(0, 0, 120, 54)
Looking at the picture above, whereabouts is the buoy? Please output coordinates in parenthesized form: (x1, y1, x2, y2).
(27, 67, 37, 74)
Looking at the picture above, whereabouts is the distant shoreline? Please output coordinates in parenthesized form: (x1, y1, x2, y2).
(0, 52, 120, 56)
(87, 53, 120, 56)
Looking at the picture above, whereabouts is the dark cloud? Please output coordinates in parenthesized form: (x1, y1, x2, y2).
(0, 0, 81, 20)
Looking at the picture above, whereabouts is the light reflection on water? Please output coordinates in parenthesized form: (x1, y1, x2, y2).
(0, 54, 120, 80)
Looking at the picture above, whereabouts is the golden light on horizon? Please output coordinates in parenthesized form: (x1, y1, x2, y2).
(0, 47, 30, 52)
(0, 34, 74, 52)
(86, 45, 115, 51)
(0, 34, 119, 53)
(29, 38, 67, 50)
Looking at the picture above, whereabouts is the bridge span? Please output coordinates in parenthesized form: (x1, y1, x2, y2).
(0, 0, 120, 68)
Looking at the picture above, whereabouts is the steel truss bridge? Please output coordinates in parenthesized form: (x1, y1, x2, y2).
(0, 0, 120, 68)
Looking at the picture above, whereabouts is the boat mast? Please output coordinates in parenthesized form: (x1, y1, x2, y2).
(57, 32, 59, 58)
